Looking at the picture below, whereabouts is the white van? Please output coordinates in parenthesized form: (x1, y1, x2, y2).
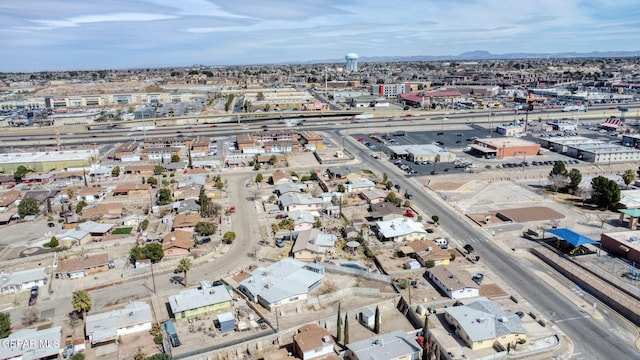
(434, 238, 448, 249)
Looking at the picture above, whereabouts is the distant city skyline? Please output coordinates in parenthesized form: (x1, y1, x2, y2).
(2, 0, 640, 72)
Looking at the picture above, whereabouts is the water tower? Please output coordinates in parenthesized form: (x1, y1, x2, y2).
(345, 53, 358, 72)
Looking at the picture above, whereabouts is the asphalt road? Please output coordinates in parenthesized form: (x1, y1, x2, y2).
(347, 132, 639, 360)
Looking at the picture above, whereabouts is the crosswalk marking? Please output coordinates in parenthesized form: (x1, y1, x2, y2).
(460, 237, 489, 244)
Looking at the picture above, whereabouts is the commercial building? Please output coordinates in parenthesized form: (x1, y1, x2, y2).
(387, 144, 456, 163)
(600, 230, 640, 264)
(0, 149, 98, 174)
(468, 137, 540, 159)
(537, 136, 640, 164)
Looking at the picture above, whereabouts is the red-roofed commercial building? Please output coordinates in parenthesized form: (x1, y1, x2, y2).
(399, 89, 461, 108)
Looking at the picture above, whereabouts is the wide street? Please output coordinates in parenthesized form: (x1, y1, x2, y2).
(346, 131, 640, 359)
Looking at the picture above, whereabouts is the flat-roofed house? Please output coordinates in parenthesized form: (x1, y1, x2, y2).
(168, 285, 232, 319)
(426, 265, 479, 299)
(279, 193, 324, 212)
(0, 268, 47, 294)
(444, 297, 526, 350)
(57, 221, 114, 246)
(86, 301, 153, 345)
(374, 218, 426, 242)
(81, 203, 123, 220)
(0, 326, 62, 360)
(346, 330, 421, 360)
(112, 183, 151, 197)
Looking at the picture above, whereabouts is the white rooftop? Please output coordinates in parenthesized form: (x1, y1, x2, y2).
(445, 297, 526, 342)
(376, 218, 426, 238)
(86, 301, 152, 344)
(169, 285, 232, 314)
(0, 149, 96, 165)
(0, 326, 62, 360)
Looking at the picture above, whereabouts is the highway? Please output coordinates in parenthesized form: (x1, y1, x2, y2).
(346, 133, 639, 360)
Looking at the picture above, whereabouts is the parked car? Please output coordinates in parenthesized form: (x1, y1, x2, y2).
(275, 239, 285, 248)
(229, 206, 236, 213)
(268, 209, 281, 215)
(275, 214, 288, 219)
(29, 286, 38, 306)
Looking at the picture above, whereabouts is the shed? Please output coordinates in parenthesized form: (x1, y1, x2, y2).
(404, 260, 421, 270)
(217, 312, 235, 333)
(359, 308, 376, 328)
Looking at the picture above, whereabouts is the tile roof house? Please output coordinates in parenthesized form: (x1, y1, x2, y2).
(426, 265, 479, 299)
(293, 323, 339, 360)
(168, 285, 232, 320)
(374, 218, 427, 242)
(346, 330, 421, 360)
(444, 297, 526, 350)
(238, 258, 324, 310)
(56, 253, 110, 279)
(407, 240, 451, 267)
(162, 230, 193, 257)
(0, 189, 20, 211)
(86, 301, 153, 345)
(172, 213, 201, 231)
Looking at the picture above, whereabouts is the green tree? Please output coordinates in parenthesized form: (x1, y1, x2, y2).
(157, 188, 172, 205)
(111, 166, 121, 177)
(198, 186, 209, 217)
(153, 165, 164, 175)
(75, 200, 87, 214)
(336, 303, 342, 342)
(130, 243, 164, 263)
(309, 172, 319, 181)
(70, 354, 85, 360)
(147, 176, 158, 186)
(256, 92, 265, 101)
(591, 176, 621, 209)
(13, 165, 31, 182)
(195, 221, 217, 235)
(46, 197, 52, 214)
(49, 236, 59, 248)
(374, 306, 380, 334)
(622, 169, 636, 188)
(71, 290, 92, 323)
(422, 315, 432, 360)
(253, 162, 261, 171)
(550, 161, 568, 177)
(0, 312, 11, 338)
(177, 257, 193, 287)
(222, 231, 236, 244)
(383, 172, 388, 183)
(171, 154, 180, 163)
(279, 217, 295, 243)
(268, 155, 277, 165)
(568, 168, 582, 190)
(431, 215, 439, 224)
(264, 103, 271, 112)
(18, 198, 39, 218)
(256, 173, 264, 182)
(145, 354, 169, 360)
(337, 184, 345, 193)
(313, 216, 322, 228)
(343, 312, 350, 344)
(385, 180, 393, 190)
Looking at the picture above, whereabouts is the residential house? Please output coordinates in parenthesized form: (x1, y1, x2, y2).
(140, 147, 181, 161)
(168, 285, 232, 319)
(86, 301, 153, 345)
(0, 326, 62, 360)
(162, 230, 193, 257)
(374, 218, 427, 242)
(288, 210, 318, 232)
(57, 221, 114, 246)
(408, 240, 451, 267)
(345, 178, 376, 193)
(172, 199, 201, 214)
(293, 323, 339, 360)
(346, 330, 421, 360)
(22, 172, 54, 185)
(0, 268, 47, 294)
(76, 186, 107, 204)
(81, 203, 123, 220)
(426, 265, 479, 299)
(275, 182, 307, 196)
(279, 193, 324, 212)
(173, 186, 200, 201)
(112, 141, 141, 160)
(0, 189, 20, 212)
(444, 297, 526, 350)
(0, 174, 17, 189)
(112, 183, 151, 197)
(177, 175, 206, 189)
(51, 170, 84, 187)
(89, 166, 115, 181)
(122, 164, 155, 176)
(272, 170, 295, 185)
(238, 258, 323, 310)
(368, 201, 404, 221)
(172, 213, 201, 232)
(326, 166, 361, 180)
(292, 229, 337, 262)
(359, 188, 387, 205)
(56, 253, 110, 279)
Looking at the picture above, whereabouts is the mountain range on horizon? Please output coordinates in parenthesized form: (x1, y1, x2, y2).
(301, 49, 640, 65)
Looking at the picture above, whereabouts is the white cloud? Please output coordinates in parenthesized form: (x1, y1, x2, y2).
(30, 12, 178, 29)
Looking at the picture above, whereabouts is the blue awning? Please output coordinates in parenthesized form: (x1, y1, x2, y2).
(546, 228, 598, 247)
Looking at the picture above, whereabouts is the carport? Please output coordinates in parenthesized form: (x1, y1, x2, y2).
(546, 228, 599, 255)
(468, 144, 497, 158)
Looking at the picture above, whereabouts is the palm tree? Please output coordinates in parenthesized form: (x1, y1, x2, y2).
(279, 217, 296, 243)
(71, 290, 92, 323)
(177, 257, 193, 287)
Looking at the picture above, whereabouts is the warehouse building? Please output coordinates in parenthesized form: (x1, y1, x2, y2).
(0, 149, 98, 174)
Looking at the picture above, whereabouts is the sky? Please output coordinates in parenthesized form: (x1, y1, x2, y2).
(1, 0, 640, 72)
